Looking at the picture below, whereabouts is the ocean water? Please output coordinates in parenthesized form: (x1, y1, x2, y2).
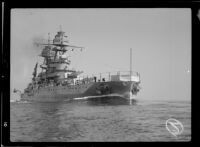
(10, 97, 191, 142)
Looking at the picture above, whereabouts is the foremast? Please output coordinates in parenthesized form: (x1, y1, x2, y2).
(35, 29, 84, 87)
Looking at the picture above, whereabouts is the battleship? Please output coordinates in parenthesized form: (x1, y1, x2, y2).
(14, 29, 141, 102)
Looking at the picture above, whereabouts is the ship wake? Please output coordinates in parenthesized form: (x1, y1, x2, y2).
(73, 94, 125, 100)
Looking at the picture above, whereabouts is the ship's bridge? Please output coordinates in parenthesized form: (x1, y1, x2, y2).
(53, 31, 69, 46)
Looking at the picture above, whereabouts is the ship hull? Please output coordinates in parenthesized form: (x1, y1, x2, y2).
(21, 81, 140, 102)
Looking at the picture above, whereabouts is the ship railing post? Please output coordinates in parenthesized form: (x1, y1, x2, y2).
(109, 72, 110, 81)
(92, 74, 94, 82)
(100, 73, 101, 82)
(87, 75, 88, 83)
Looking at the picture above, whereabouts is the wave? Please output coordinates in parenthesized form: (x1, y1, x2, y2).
(10, 99, 20, 103)
(73, 94, 124, 100)
(10, 99, 31, 104)
(17, 101, 31, 104)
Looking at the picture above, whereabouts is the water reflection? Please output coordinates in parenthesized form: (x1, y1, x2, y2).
(30, 102, 64, 141)
(11, 97, 137, 142)
(83, 96, 138, 106)
(11, 98, 191, 142)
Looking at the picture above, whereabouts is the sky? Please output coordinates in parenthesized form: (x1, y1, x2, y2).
(11, 8, 191, 101)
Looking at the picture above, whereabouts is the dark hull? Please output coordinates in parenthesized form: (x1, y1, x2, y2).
(21, 81, 140, 102)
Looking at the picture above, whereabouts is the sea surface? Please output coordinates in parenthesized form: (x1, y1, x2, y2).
(10, 97, 191, 142)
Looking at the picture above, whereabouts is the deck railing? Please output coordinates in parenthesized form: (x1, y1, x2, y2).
(77, 71, 140, 83)
(34, 71, 140, 89)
